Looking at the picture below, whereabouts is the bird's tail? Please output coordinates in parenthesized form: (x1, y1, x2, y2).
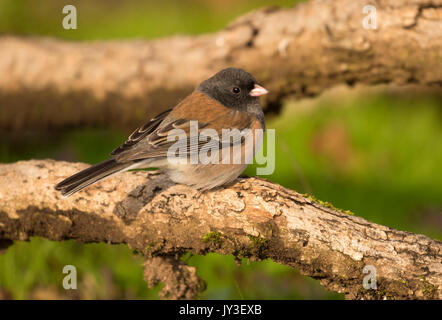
(55, 159, 133, 198)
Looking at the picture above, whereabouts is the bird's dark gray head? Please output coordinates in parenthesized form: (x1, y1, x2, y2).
(197, 68, 268, 110)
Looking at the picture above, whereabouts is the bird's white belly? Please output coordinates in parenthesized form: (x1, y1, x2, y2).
(165, 163, 248, 190)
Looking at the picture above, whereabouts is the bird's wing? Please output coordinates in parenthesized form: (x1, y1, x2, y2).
(110, 108, 172, 156)
(113, 91, 257, 163)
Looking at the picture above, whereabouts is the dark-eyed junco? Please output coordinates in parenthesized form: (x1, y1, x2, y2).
(56, 68, 268, 197)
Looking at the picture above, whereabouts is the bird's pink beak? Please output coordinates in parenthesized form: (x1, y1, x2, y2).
(249, 84, 269, 97)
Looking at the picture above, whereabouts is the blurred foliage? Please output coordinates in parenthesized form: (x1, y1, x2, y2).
(0, 238, 159, 299)
(0, 0, 298, 40)
(0, 0, 441, 300)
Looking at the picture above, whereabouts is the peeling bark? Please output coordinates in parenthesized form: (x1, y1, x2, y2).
(1, 0, 441, 131)
(0, 160, 440, 299)
(143, 256, 204, 300)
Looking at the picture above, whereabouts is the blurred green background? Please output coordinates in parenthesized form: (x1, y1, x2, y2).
(0, 0, 441, 300)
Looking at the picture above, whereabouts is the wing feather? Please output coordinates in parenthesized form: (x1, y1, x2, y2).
(110, 108, 172, 156)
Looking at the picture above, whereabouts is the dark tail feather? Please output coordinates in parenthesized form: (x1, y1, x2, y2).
(55, 159, 132, 198)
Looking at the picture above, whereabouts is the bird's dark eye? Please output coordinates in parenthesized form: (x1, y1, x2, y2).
(232, 87, 241, 94)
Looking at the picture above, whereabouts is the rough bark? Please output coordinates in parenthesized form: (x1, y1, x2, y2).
(1, 0, 441, 131)
(0, 160, 440, 299)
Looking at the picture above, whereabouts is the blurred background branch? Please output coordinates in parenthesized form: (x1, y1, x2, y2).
(1, 0, 441, 131)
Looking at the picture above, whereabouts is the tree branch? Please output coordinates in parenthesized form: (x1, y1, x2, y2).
(0, 160, 440, 299)
(1, 0, 441, 131)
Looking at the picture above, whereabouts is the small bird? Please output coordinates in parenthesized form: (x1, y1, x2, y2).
(55, 68, 268, 197)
